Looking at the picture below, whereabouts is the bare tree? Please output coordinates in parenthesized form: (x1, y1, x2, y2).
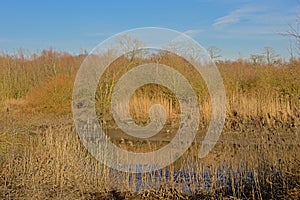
(263, 47, 279, 65)
(287, 38, 295, 61)
(288, 17, 300, 54)
(116, 34, 143, 62)
(282, 15, 300, 56)
(250, 54, 265, 65)
(207, 46, 222, 60)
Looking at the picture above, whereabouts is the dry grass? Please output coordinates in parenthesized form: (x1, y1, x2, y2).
(0, 49, 299, 199)
(25, 74, 75, 114)
(0, 120, 299, 199)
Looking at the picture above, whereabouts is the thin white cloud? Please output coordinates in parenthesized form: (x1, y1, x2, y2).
(212, 2, 298, 34)
(183, 29, 204, 37)
(213, 5, 263, 28)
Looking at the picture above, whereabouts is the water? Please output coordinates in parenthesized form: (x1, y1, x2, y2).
(108, 165, 255, 193)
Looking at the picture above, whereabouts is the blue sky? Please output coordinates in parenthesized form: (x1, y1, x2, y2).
(0, 0, 299, 60)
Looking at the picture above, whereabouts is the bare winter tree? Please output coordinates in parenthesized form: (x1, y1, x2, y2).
(250, 54, 265, 65)
(282, 15, 300, 57)
(288, 17, 300, 54)
(263, 47, 279, 65)
(116, 34, 143, 62)
(207, 46, 222, 60)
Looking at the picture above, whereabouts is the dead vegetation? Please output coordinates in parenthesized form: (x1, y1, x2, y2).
(0, 49, 299, 199)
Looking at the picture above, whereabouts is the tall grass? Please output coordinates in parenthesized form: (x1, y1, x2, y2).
(0, 123, 299, 199)
(0, 49, 299, 199)
(93, 53, 300, 131)
(0, 49, 82, 100)
(0, 49, 299, 129)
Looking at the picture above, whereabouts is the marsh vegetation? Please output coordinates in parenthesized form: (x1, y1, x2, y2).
(0, 49, 299, 199)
